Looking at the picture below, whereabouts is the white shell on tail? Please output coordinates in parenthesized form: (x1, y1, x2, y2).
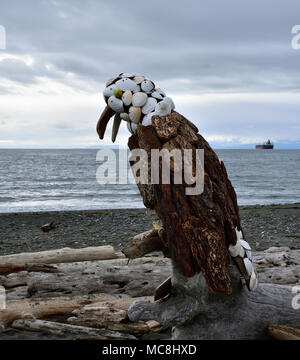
(108, 96, 124, 113)
(122, 91, 132, 106)
(155, 101, 171, 116)
(142, 112, 156, 126)
(115, 78, 137, 92)
(249, 271, 258, 291)
(142, 97, 157, 114)
(127, 121, 138, 134)
(120, 112, 130, 121)
(240, 239, 251, 251)
(245, 249, 252, 260)
(229, 241, 244, 258)
(163, 97, 175, 110)
(141, 79, 155, 93)
(243, 258, 253, 276)
(103, 84, 116, 98)
(132, 92, 148, 107)
(129, 106, 142, 124)
(235, 228, 243, 242)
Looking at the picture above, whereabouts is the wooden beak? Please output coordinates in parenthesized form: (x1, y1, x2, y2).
(96, 105, 115, 140)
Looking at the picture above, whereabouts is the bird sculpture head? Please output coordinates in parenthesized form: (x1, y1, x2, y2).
(96, 73, 175, 142)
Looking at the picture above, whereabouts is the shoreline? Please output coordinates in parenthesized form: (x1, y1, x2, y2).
(0, 203, 299, 256)
(1, 202, 300, 216)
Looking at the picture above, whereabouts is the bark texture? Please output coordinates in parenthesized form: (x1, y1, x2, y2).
(128, 111, 242, 295)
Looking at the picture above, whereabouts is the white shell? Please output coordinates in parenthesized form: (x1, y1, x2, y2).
(121, 72, 135, 78)
(129, 106, 142, 124)
(127, 121, 138, 134)
(249, 271, 258, 291)
(156, 88, 166, 97)
(133, 76, 144, 84)
(163, 97, 175, 110)
(122, 90, 132, 106)
(133, 84, 141, 93)
(106, 77, 116, 87)
(132, 92, 148, 107)
(235, 228, 243, 242)
(108, 96, 124, 113)
(115, 78, 137, 91)
(103, 84, 116, 98)
(245, 249, 252, 260)
(155, 101, 171, 116)
(142, 112, 156, 126)
(141, 79, 154, 93)
(151, 91, 163, 100)
(243, 258, 253, 276)
(142, 97, 157, 114)
(229, 241, 244, 258)
(120, 112, 130, 121)
(240, 239, 251, 251)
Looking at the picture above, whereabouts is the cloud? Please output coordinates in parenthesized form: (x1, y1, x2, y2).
(0, 0, 300, 148)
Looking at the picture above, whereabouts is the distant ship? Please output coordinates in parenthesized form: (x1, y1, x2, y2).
(255, 139, 274, 149)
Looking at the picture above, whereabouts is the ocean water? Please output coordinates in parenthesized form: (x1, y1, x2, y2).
(0, 149, 299, 213)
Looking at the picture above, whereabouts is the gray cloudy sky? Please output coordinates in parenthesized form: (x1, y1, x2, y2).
(0, 0, 300, 148)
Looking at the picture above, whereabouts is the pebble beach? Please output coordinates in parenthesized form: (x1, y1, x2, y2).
(1, 203, 299, 256)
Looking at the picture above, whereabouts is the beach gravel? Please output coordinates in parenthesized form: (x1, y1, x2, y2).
(0, 204, 299, 256)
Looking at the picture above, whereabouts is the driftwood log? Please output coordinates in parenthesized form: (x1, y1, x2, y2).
(128, 264, 300, 340)
(41, 220, 55, 233)
(126, 111, 300, 339)
(0, 246, 117, 265)
(67, 296, 165, 336)
(0, 294, 117, 325)
(268, 324, 300, 340)
(0, 247, 299, 339)
(0, 263, 59, 276)
(11, 319, 137, 340)
(122, 225, 167, 259)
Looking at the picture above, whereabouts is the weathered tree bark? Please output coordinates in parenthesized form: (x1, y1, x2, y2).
(0, 246, 117, 266)
(11, 319, 137, 340)
(0, 263, 59, 275)
(122, 228, 167, 259)
(128, 112, 242, 295)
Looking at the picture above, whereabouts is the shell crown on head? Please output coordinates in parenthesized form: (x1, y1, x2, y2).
(103, 73, 175, 135)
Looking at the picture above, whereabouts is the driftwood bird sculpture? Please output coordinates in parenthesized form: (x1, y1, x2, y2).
(96, 73, 257, 296)
(96, 74, 299, 339)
